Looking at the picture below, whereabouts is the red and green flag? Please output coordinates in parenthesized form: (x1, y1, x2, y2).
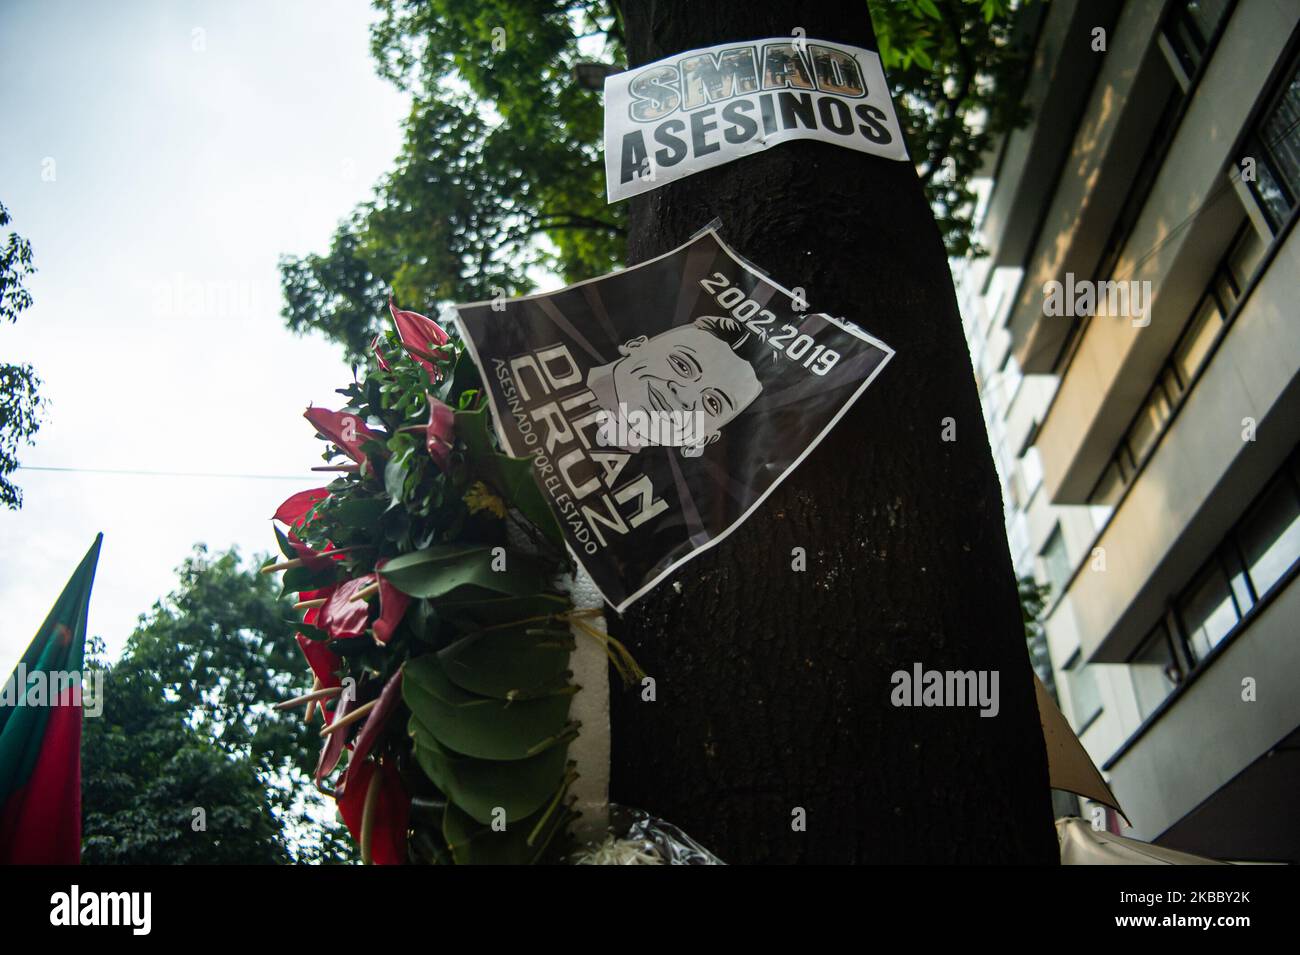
(0, 534, 102, 864)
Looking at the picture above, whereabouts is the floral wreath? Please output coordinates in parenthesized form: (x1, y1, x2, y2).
(264, 302, 649, 864)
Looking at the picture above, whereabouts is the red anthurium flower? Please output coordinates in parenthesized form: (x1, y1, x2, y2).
(345, 671, 403, 772)
(295, 632, 341, 689)
(285, 533, 351, 571)
(296, 621, 342, 724)
(390, 299, 450, 380)
(273, 488, 338, 568)
(304, 407, 379, 465)
(289, 536, 328, 566)
(371, 332, 392, 372)
(337, 758, 409, 864)
(372, 561, 411, 645)
(425, 396, 455, 472)
(273, 487, 329, 529)
(317, 575, 378, 640)
(315, 691, 355, 784)
(299, 586, 332, 627)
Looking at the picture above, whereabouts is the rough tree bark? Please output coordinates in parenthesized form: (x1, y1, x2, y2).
(607, 0, 1059, 864)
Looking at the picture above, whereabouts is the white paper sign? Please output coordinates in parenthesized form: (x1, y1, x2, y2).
(604, 37, 909, 203)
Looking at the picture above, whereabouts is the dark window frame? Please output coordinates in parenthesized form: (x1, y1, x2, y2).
(1103, 444, 1300, 770)
(1029, 0, 1242, 402)
(1241, 44, 1300, 231)
(1031, 22, 1300, 622)
(1039, 524, 1071, 597)
(1051, 193, 1296, 617)
(1228, 464, 1300, 603)
(1086, 228, 1248, 508)
(1099, 0, 1241, 283)
(1161, 0, 1235, 80)
(1063, 649, 1104, 733)
(1174, 545, 1247, 666)
(1125, 619, 1184, 720)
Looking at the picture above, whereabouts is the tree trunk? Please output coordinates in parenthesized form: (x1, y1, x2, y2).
(608, 0, 1059, 864)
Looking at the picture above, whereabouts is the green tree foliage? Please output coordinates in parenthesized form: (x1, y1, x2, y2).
(280, 0, 1032, 362)
(81, 547, 353, 864)
(0, 200, 45, 510)
(1019, 573, 1054, 692)
(870, 0, 1033, 256)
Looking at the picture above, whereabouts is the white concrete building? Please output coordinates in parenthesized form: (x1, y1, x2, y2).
(956, 0, 1300, 861)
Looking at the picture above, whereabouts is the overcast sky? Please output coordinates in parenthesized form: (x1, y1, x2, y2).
(0, 0, 411, 674)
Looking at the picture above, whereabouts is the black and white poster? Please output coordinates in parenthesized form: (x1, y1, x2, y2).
(455, 229, 893, 612)
(604, 36, 909, 202)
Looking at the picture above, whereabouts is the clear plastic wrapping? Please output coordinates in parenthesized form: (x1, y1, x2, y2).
(573, 805, 725, 865)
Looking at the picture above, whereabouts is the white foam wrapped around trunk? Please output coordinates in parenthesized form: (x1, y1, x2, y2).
(565, 566, 610, 840)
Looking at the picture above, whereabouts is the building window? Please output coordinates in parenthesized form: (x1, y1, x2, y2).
(1123, 448, 1300, 724)
(1129, 623, 1182, 721)
(1163, 0, 1233, 79)
(1241, 53, 1300, 231)
(1232, 473, 1300, 601)
(1091, 459, 1126, 510)
(1009, 512, 1031, 573)
(1001, 354, 1024, 406)
(1171, 293, 1227, 387)
(1086, 224, 1254, 512)
(1172, 448, 1300, 667)
(1040, 526, 1070, 597)
(1064, 650, 1103, 730)
(1093, 83, 1186, 286)
(1089, 447, 1137, 509)
(1021, 445, 1044, 501)
(1158, 366, 1184, 407)
(1225, 224, 1267, 293)
(1177, 556, 1243, 664)
(1125, 385, 1173, 465)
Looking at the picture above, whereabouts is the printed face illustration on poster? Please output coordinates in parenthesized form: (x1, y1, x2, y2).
(455, 229, 893, 612)
(603, 37, 909, 202)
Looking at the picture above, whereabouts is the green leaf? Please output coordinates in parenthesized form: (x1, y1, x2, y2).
(327, 496, 388, 527)
(291, 620, 331, 642)
(410, 721, 570, 825)
(384, 448, 412, 505)
(440, 798, 569, 865)
(280, 562, 337, 597)
(449, 348, 483, 407)
(437, 627, 573, 699)
(454, 408, 564, 549)
(379, 544, 549, 601)
(403, 654, 574, 760)
(273, 525, 297, 560)
(411, 598, 441, 644)
(436, 593, 570, 630)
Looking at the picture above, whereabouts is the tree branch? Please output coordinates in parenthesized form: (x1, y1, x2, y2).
(917, 2, 977, 189)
